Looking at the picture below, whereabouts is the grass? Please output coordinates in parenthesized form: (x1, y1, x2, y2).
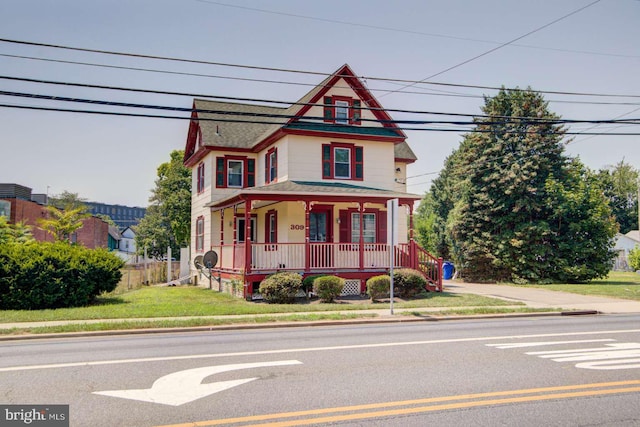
(508, 271, 640, 301)
(0, 286, 521, 324)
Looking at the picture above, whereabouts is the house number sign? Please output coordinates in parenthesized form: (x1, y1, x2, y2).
(290, 224, 305, 230)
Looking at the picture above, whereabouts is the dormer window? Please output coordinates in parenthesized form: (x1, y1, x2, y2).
(323, 96, 361, 125)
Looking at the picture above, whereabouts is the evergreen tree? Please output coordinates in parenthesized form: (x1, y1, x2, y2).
(445, 88, 615, 283)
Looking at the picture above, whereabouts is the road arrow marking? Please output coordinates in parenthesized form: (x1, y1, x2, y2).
(93, 360, 302, 406)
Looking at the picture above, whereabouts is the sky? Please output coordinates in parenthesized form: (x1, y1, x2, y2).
(0, 0, 638, 207)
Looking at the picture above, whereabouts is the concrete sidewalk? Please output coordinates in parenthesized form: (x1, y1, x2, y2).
(445, 280, 640, 314)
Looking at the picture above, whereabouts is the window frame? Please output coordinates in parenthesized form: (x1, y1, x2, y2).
(215, 156, 256, 189)
(323, 96, 362, 125)
(265, 147, 278, 184)
(196, 162, 205, 194)
(322, 142, 364, 181)
(227, 159, 244, 188)
(350, 212, 377, 243)
(236, 216, 257, 243)
(195, 216, 205, 252)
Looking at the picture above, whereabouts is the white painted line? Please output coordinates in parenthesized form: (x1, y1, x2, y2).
(2, 328, 640, 372)
(527, 343, 640, 355)
(576, 358, 640, 370)
(486, 339, 615, 349)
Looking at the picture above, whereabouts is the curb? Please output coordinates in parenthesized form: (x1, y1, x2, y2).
(0, 310, 598, 342)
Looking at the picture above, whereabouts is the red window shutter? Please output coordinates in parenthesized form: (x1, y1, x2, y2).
(352, 100, 361, 125)
(323, 96, 333, 122)
(322, 144, 332, 179)
(338, 210, 349, 242)
(378, 210, 387, 244)
(246, 159, 255, 188)
(215, 157, 225, 188)
(354, 146, 363, 180)
(264, 152, 269, 184)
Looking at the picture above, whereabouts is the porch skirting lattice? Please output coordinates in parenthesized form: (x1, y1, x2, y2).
(341, 279, 361, 296)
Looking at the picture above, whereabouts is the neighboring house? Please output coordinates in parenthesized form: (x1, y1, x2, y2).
(613, 230, 640, 271)
(184, 64, 441, 299)
(109, 225, 145, 263)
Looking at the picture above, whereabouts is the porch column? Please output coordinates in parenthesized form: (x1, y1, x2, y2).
(244, 198, 252, 274)
(408, 201, 415, 241)
(232, 205, 237, 269)
(218, 209, 224, 269)
(304, 201, 310, 272)
(359, 201, 364, 271)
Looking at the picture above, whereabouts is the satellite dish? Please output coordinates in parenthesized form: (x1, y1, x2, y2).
(202, 250, 218, 269)
(194, 255, 204, 269)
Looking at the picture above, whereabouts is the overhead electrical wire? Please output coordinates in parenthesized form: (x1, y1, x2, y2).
(1, 89, 639, 128)
(380, 0, 603, 96)
(195, 0, 640, 60)
(2, 75, 639, 124)
(0, 38, 638, 100)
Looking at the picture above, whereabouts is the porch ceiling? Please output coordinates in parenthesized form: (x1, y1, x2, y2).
(205, 180, 422, 210)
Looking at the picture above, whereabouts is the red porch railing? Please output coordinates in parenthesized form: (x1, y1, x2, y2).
(208, 241, 442, 291)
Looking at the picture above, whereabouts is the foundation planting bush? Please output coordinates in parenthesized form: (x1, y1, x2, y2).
(393, 268, 427, 298)
(258, 271, 302, 304)
(312, 276, 345, 303)
(366, 275, 390, 302)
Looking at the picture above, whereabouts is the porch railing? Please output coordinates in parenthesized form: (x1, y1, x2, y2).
(208, 241, 442, 291)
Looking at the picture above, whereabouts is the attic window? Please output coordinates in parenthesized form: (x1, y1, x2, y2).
(323, 96, 361, 125)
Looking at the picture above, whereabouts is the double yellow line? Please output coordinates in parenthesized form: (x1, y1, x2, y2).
(158, 380, 640, 427)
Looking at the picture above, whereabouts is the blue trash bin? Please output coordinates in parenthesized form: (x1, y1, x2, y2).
(442, 262, 454, 280)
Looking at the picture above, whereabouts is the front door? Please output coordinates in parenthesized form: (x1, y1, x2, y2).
(309, 208, 332, 268)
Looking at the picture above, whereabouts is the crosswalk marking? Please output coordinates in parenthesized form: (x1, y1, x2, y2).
(487, 340, 640, 370)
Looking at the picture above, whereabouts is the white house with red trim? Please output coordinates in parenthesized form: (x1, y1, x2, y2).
(184, 64, 441, 299)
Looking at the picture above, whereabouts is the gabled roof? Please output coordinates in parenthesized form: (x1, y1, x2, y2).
(625, 230, 640, 242)
(184, 64, 417, 165)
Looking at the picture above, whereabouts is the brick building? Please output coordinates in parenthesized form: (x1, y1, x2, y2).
(1, 183, 109, 249)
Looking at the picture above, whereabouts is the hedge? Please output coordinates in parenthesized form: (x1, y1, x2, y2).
(0, 241, 124, 310)
(312, 276, 345, 303)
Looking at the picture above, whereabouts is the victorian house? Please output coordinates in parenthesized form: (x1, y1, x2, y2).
(184, 64, 441, 298)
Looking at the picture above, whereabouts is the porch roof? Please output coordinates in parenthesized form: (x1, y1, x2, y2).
(205, 180, 422, 210)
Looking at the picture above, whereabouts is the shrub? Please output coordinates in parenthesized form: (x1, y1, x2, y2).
(366, 275, 390, 302)
(302, 274, 327, 294)
(393, 268, 427, 298)
(0, 241, 124, 310)
(258, 272, 302, 304)
(313, 276, 344, 303)
(629, 246, 640, 271)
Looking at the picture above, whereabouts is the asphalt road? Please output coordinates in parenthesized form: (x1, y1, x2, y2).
(1, 315, 639, 426)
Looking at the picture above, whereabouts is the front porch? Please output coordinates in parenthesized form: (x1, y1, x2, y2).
(199, 181, 441, 299)
(210, 240, 442, 298)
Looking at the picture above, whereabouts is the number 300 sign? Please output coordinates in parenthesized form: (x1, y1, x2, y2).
(290, 224, 304, 230)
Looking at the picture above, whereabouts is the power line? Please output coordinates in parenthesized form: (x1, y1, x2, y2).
(195, 0, 640, 60)
(1, 102, 638, 136)
(1, 38, 639, 100)
(2, 89, 638, 126)
(2, 75, 640, 124)
(383, 0, 603, 96)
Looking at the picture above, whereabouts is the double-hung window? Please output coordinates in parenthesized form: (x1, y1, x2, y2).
(351, 213, 376, 243)
(334, 147, 351, 179)
(215, 156, 255, 188)
(227, 160, 243, 188)
(196, 162, 205, 193)
(323, 96, 361, 125)
(322, 142, 363, 181)
(265, 147, 277, 184)
(195, 216, 204, 252)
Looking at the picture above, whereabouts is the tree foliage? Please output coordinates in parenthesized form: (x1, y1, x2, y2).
(594, 160, 638, 234)
(38, 205, 90, 242)
(423, 88, 617, 283)
(135, 150, 191, 259)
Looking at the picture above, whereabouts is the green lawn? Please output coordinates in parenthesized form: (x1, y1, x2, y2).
(511, 271, 640, 301)
(0, 286, 520, 323)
